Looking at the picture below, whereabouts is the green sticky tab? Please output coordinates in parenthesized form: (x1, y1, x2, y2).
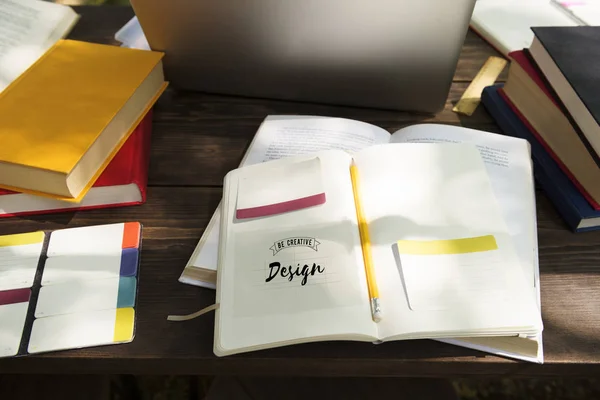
(116, 276, 137, 308)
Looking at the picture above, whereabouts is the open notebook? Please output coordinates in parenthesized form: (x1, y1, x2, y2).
(213, 143, 542, 357)
(181, 116, 543, 362)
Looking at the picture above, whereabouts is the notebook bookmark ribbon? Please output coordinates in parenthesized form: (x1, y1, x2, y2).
(167, 303, 219, 321)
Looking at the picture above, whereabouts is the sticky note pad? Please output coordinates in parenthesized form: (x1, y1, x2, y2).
(41, 248, 138, 285)
(0, 231, 44, 291)
(236, 157, 326, 219)
(0, 288, 31, 357)
(47, 222, 141, 257)
(35, 276, 137, 318)
(396, 235, 505, 311)
(42, 222, 140, 286)
(28, 307, 135, 354)
(396, 235, 498, 255)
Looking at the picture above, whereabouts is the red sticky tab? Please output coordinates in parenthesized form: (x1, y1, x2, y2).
(236, 193, 326, 219)
(121, 222, 141, 249)
(0, 288, 31, 306)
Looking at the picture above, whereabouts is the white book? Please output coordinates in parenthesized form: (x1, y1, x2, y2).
(0, 0, 79, 92)
(214, 142, 542, 357)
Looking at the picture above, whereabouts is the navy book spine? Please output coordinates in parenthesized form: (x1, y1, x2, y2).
(482, 84, 600, 232)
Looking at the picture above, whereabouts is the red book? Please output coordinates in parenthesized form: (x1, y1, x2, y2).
(508, 51, 560, 107)
(0, 110, 153, 217)
(503, 50, 600, 210)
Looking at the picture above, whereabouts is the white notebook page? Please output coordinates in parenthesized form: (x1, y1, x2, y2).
(352, 142, 540, 339)
(215, 150, 375, 355)
(391, 123, 542, 362)
(390, 124, 538, 293)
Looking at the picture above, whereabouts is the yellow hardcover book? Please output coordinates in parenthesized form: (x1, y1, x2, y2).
(0, 39, 168, 201)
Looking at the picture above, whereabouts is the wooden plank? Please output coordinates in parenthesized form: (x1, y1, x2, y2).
(0, 188, 598, 376)
(203, 376, 458, 400)
(0, 375, 110, 400)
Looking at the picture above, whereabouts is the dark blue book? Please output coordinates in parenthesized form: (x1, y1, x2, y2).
(482, 84, 600, 232)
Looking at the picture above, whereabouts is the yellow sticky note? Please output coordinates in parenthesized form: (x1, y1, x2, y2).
(113, 307, 135, 342)
(396, 235, 498, 255)
(0, 231, 45, 248)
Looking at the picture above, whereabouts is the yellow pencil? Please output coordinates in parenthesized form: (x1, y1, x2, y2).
(350, 160, 382, 323)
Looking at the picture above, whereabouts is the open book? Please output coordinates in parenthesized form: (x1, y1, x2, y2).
(214, 142, 542, 357)
(0, 0, 79, 91)
(182, 116, 543, 362)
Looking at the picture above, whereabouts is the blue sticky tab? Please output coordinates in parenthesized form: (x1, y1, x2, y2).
(116, 276, 137, 308)
(119, 248, 139, 277)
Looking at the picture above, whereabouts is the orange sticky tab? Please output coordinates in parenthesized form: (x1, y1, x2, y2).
(121, 222, 141, 249)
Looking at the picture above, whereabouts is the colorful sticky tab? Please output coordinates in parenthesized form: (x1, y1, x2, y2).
(236, 157, 326, 219)
(28, 307, 136, 354)
(116, 276, 137, 308)
(0, 231, 44, 258)
(41, 250, 138, 285)
(121, 222, 141, 249)
(0, 288, 31, 305)
(396, 235, 498, 255)
(0, 288, 31, 357)
(0, 232, 44, 291)
(0, 231, 44, 248)
(47, 222, 140, 257)
(113, 307, 135, 342)
(34, 277, 137, 318)
(119, 248, 139, 277)
(0, 223, 141, 358)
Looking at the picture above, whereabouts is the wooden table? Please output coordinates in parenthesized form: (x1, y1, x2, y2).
(1, 5, 599, 378)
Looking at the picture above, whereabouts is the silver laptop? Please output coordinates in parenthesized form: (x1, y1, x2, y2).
(130, 0, 476, 113)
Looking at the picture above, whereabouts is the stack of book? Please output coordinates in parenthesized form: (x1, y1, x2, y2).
(0, 0, 167, 216)
(482, 26, 600, 232)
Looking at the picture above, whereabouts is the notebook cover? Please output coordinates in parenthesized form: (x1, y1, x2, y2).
(482, 84, 600, 232)
(531, 26, 600, 127)
(0, 39, 166, 201)
(0, 109, 153, 217)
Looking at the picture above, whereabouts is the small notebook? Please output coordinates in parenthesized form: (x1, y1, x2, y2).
(0, 222, 141, 358)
